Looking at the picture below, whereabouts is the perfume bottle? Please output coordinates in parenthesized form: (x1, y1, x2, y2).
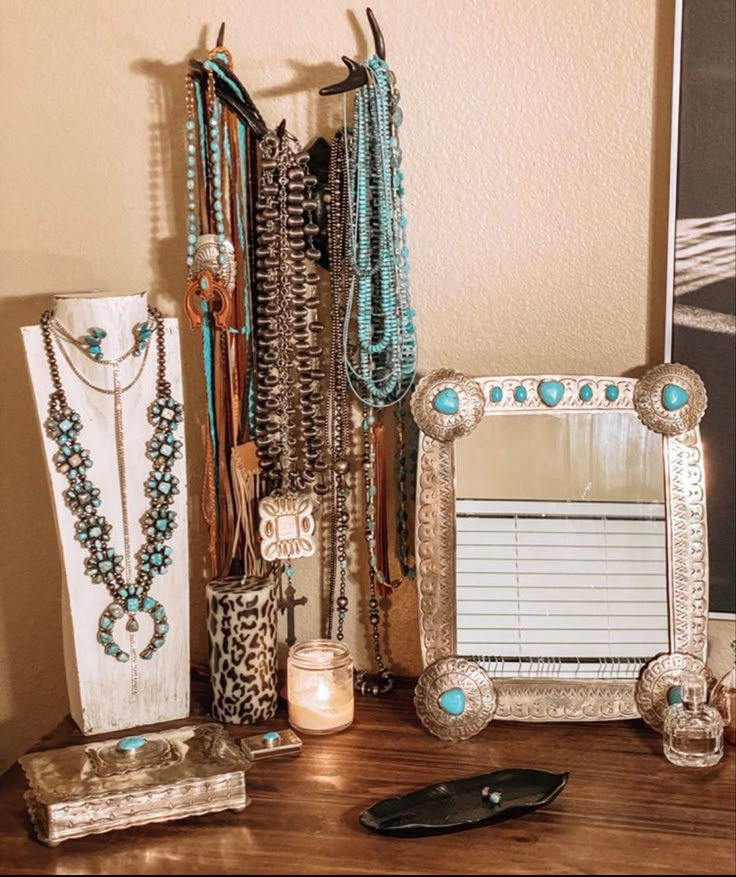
(663, 674, 724, 768)
(712, 665, 736, 746)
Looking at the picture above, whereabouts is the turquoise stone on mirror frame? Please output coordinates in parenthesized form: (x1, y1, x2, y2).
(605, 384, 619, 402)
(490, 386, 503, 403)
(538, 380, 564, 407)
(432, 387, 460, 415)
(662, 383, 688, 411)
(667, 685, 682, 706)
(438, 687, 466, 716)
(117, 735, 146, 753)
(579, 384, 593, 402)
(514, 386, 527, 403)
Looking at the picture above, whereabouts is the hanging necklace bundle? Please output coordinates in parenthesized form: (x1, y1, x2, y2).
(325, 129, 351, 641)
(253, 125, 327, 634)
(345, 56, 416, 407)
(318, 50, 418, 695)
(253, 127, 326, 500)
(41, 307, 182, 664)
(184, 37, 267, 578)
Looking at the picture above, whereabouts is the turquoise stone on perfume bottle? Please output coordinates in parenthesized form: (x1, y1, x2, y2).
(432, 388, 460, 415)
(438, 688, 466, 716)
(662, 383, 688, 411)
(538, 380, 564, 407)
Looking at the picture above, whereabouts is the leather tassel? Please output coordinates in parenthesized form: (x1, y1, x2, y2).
(213, 333, 236, 576)
(372, 421, 393, 596)
(230, 441, 264, 577)
(202, 430, 218, 578)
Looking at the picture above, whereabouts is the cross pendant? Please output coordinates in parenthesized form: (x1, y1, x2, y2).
(278, 582, 308, 647)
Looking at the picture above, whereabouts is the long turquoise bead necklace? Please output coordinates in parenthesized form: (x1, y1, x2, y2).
(337, 56, 417, 694)
(41, 308, 182, 667)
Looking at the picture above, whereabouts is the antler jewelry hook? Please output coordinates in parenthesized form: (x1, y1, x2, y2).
(318, 7, 387, 96)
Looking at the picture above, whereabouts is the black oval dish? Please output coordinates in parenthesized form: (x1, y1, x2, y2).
(359, 769, 569, 838)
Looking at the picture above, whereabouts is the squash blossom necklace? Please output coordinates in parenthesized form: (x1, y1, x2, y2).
(40, 307, 182, 668)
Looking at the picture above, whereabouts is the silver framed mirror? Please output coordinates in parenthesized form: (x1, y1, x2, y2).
(411, 364, 709, 722)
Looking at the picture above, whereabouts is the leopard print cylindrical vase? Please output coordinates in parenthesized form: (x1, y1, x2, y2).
(206, 575, 279, 724)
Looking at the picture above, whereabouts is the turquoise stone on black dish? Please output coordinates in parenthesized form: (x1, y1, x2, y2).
(538, 380, 564, 407)
(359, 769, 570, 837)
(438, 687, 466, 716)
(432, 387, 460, 415)
(662, 383, 688, 411)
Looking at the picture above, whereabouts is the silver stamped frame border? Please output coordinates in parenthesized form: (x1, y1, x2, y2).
(414, 371, 709, 722)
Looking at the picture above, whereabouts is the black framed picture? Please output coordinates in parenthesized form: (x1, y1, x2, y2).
(666, 0, 735, 616)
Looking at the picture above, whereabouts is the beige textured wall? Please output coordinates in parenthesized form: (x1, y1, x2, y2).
(0, 0, 676, 771)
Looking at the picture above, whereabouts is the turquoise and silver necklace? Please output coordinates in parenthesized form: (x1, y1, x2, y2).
(41, 307, 182, 666)
(336, 55, 417, 694)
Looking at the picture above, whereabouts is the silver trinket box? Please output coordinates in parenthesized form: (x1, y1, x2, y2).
(19, 723, 248, 846)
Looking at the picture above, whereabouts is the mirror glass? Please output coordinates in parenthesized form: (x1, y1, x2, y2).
(454, 412, 667, 679)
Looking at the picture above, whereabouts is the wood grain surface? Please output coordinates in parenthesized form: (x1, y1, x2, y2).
(0, 677, 733, 875)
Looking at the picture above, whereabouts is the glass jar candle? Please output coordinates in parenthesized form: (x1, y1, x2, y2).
(287, 640, 354, 735)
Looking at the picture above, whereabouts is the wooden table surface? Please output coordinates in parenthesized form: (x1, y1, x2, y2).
(0, 678, 733, 875)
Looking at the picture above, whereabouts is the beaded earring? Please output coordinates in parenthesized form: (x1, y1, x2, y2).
(81, 327, 106, 361)
(133, 320, 153, 357)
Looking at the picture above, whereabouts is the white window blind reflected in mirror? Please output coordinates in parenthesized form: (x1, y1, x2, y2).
(453, 411, 668, 679)
(455, 498, 669, 679)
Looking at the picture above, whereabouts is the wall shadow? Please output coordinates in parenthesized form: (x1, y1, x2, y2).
(646, 0, 677, 364)
(130, 32, 213, 665)
(0, 292, 72, 772)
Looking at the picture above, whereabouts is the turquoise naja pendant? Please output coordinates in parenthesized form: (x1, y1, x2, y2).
(97, 597, 170, 662)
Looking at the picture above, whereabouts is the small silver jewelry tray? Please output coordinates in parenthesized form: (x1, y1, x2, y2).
(19, 723, 248, 847)
(241, 729, 303, 761)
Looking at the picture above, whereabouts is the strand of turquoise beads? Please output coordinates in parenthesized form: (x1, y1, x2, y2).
(40, 308, 183, 662)
(342, 56, 417, 696)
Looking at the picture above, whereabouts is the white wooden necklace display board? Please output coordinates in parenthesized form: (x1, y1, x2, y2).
(22, 291, 189, 734)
